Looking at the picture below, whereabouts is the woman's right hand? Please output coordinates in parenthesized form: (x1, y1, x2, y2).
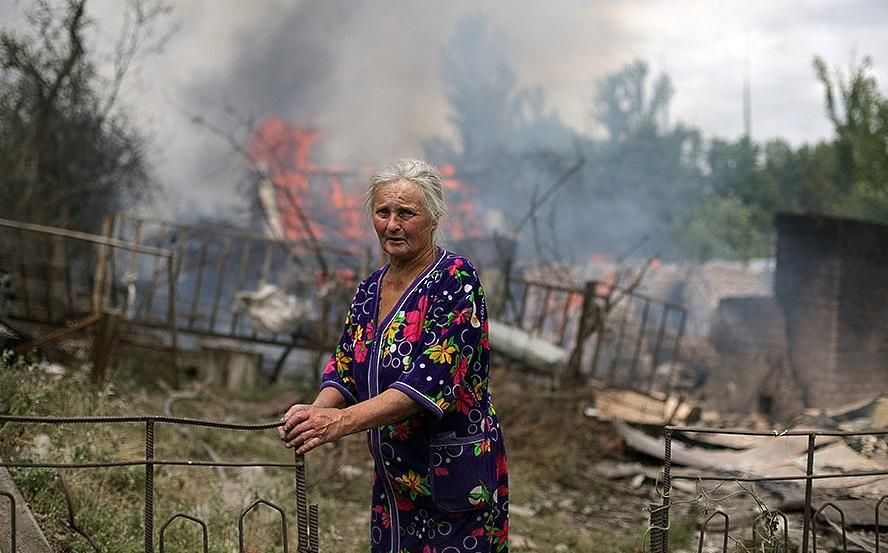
(278, 403, 310, 440)
(279, 405, 351, 454)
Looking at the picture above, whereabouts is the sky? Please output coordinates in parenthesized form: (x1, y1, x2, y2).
(3, 0, 888, 218)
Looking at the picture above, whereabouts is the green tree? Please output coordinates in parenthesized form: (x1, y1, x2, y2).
(813, 55, 888, 219)
(0, 0, 170, 232)
(592, 59, 674, 142)
(675, 56, 888, 261)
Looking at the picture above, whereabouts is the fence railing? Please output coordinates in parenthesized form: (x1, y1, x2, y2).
(0, 415, 320, 553)
(0, 217, 178, 380)
(108, 214, 363, 349)
(650, 426, 888, 553)
(499, 277, 687, 393)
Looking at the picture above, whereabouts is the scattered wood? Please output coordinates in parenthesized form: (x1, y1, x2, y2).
(12, 312, 102, 354)
(611, 420, 843, 473)
(585, 387, 709, 426)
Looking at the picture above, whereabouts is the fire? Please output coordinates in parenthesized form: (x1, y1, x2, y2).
(440, 163, 484, 240)
(247, 117, 365, 248)
(247, 119, 485, 248)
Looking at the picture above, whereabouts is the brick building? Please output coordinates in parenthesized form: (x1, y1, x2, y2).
(775, 213, 888, 410)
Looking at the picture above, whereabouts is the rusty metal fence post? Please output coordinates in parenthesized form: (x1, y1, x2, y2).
(801, 433, 816, 553)
(650, 427, 673, 553)
(877, 495, 887, 553)
(144, 419, 155, 553)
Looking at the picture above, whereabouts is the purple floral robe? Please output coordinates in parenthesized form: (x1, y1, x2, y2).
(320, 249, 509, 553)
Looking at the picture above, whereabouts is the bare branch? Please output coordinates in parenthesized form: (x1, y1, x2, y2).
(510, 155, 585, 239)
(100, 0, 176, 121)
(55, 472, 103, 553)
(186, 109, 331, 274)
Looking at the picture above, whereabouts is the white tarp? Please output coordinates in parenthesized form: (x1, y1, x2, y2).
(487, 319, 568, 373)
(232, 284, 307, 334)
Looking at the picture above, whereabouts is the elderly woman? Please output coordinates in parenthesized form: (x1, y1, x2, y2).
(280, 158, 509, 553)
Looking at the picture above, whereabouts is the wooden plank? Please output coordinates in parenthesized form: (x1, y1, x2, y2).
(14, 312, 103, 353)
(207, 236, 231, 331)
(16, 228, 31, 319)
(92, 312, 120, 384)
(91, 214, 113, 313)
(229, 241, 253, 335)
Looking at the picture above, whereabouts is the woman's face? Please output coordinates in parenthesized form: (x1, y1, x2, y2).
(371, 179, 437, 263)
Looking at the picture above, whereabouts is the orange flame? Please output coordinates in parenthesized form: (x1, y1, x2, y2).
(247, 118, 365, 247)
(440, 163, 484, 240)
(247, 120, 486, 248)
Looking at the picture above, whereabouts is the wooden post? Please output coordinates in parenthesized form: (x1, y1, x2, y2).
(91, 214, 114, 314)
(92, 312, 119, 384)
(566, 280, 598, 383)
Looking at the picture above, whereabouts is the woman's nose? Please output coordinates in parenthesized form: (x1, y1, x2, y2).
(385, 215, 401, 230)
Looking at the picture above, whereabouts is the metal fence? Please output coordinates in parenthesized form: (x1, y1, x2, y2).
(0, 213, 369, 383)
(108, 215, 348, 345)
(108, 214, 366, 380)
(0, 217, 178, 379)
(499, 277, 687, 393)
(0, 415, 320, 553)
(650, 426, 888, 553)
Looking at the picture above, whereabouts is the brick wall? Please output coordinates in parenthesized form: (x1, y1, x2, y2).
(775, 213, 888, 409)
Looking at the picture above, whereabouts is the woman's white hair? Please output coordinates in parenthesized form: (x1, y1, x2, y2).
(367, 158, 448, 224)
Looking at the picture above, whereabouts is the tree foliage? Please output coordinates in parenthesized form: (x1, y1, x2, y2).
(676, 56, 888, 260)
(428, 13, 888, 263)
(0, 0, 169, 232)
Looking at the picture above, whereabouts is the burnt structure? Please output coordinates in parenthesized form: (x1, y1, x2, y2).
(775, 213, 888, 410)
(707, 296, 786, 413)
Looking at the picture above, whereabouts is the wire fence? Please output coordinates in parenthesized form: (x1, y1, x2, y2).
(650, 426, 888, 553)
(0, 415, 320, 553)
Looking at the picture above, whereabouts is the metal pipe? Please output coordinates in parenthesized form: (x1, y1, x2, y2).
(696, 510, 730, 553)
(159, 513, 208, 553)
(144, 419, 155, 553)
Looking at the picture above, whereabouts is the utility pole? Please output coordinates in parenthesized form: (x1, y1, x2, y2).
(743, 32, 752, 139)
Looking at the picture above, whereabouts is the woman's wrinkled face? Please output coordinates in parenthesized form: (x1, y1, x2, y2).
(371, 179, 437, 262)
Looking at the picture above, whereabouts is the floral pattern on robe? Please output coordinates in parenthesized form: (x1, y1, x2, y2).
(321, 249, 509, 553)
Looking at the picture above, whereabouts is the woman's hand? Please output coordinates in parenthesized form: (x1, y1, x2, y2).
(280, 406, 350, 455)
(277, 403, 310, 440)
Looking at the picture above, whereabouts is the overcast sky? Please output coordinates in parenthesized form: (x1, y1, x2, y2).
(4, 0, 888, 218)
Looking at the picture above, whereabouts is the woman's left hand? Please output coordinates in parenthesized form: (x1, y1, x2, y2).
(280, 406, 350, 454)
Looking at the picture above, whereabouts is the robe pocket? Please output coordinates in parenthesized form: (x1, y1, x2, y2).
(429, 433, 495, 512)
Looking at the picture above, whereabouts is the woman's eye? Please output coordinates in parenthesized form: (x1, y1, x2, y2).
(399, 211, 415, 219)
(375, 209, 389, 217)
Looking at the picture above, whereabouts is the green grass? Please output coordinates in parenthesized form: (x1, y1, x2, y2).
(2, 350, 697, 553)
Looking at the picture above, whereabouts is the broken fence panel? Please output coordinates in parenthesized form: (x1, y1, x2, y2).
(650, 426, 888, 553)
